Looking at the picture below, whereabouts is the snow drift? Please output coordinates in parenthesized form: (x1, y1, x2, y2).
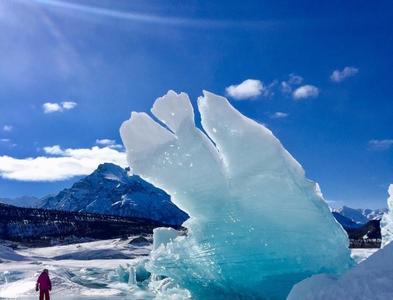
(120, 90, 353, 299)
(288, 242, 393, 300)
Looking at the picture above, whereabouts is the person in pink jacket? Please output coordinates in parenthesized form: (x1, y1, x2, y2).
(36, 269, 52, 300)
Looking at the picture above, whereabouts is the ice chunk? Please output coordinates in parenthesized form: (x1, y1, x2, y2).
(381, 184, 393, 247)
(120, 90, 353, 299)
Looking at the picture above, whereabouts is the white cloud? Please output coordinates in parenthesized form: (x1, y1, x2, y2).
(43, 102, 62, 113)
(0, 138, 10, 143)
(96, 138, 123, 149)
(42, 101, 77, 113)
(330, 66, 359, 82)
(293, 85, 319, 100)
(0, 146, 127, 181)
(43, 145, 64, 155)
(61, 101, 77, 110)
(271, 112, 289, 119)
(3, 125, 13, 132)
(368, 139, 393, 151)
(96, 139, 115, 146)
(226, 79, 264, 100)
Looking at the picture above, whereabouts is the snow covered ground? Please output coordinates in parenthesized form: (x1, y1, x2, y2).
(0, 237, 159, 299)
(350, 248, 379, 263)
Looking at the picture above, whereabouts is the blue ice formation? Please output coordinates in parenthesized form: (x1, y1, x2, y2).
(120, 91, 353, 299)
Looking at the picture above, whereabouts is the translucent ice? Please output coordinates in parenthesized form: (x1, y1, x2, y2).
(120, 90, 353, 299)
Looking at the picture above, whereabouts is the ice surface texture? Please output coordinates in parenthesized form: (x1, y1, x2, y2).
(120, 91, 353, 299)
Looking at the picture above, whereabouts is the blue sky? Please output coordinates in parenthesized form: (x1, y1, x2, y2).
(0, 0, 392, 208)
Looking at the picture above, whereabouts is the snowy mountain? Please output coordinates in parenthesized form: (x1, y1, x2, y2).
(334, 206, 387, 224)
(332, 212, 381, 248)
(0, 196, 40, 208)
(332, 212, 363, 229)
(360, 208, 387, 221)
(39, 163, 188, 226)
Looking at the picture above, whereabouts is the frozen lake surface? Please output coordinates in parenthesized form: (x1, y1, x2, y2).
(0, 237, 379, 299)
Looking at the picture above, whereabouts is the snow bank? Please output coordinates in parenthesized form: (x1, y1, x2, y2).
(120, 90, 353, 299)
(289, 183, 393, 300)
(288, 242, 393, 300)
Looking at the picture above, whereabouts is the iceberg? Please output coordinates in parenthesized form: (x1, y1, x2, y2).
(120, 90, 353, 299)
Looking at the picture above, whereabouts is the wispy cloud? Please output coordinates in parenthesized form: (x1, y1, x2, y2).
(0, 1, 86, 88)
(271, 112, 289, 119)
(226, 79, 264, 100)
(31, 0, 275, 29)
(368, 139, 393, 151)
(0, 138, 17, 147)
(0, 145, 127, 181)
(281, 73, 304, 94)
(43, 101, 77, 113)
(293, 85, 319, 100)
(287, 73, 303, 85)
(330, 66, 359, 82)
(3, 125, 13, 132)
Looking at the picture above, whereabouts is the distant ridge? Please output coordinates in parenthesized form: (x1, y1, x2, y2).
(0, 202, 177, 246)
(0, 196, 40, 208)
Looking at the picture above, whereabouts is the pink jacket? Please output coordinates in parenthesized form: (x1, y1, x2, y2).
(36, 272, 52, 291)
